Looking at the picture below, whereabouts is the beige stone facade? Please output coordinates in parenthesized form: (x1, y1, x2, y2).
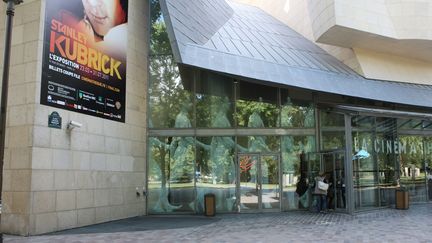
(235, 0, 432, 85)
(0, 0, 148, 235)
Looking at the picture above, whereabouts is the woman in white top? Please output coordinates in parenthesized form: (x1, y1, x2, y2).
(313, 171, 328, 213)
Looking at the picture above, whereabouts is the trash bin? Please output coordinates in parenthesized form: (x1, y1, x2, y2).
(204, 193, 216, 216)
(428, 179, 432, 200)
(395, 188, 409, 210)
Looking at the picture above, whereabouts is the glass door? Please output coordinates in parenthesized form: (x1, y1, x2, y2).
(307, 151, 346, 212)
(261, 154, 280, 211)
(326, 152, 346, 211)
(238, 154, 280, 212)
(239, 154, 259, 211)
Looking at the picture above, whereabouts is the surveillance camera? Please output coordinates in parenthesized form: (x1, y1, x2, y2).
(67, 120, 82, 130)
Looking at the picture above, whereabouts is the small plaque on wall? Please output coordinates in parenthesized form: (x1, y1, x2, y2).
(48, 111, 62, 129)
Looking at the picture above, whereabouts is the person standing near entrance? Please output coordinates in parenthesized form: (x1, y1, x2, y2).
(314, 171, 328, 213)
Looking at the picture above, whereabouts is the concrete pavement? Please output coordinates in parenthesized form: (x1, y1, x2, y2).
(4, 203, 432, 243)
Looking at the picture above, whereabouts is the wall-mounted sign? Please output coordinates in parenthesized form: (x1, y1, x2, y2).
(48, 111, 62, 129)
(40, 0, 128, 122)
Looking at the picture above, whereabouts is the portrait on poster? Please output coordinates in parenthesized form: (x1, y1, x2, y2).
(41, 0, 128, 122)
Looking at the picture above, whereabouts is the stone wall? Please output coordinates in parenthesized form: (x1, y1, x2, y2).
(0, 0, 148, 235)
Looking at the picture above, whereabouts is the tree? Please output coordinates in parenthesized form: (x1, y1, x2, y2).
(149, 0, 193, 212)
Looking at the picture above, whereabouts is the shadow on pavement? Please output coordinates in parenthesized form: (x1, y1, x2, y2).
(48, 215, 220, 235)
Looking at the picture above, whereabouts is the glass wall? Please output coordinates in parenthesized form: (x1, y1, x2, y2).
(349, 116, 431, 209)
(320, 111, 345, 151)
(352, 116, 381, 209)
(425, 137, 432, 201)
(195, 137, 236, 213)
(196, 72, 234, 128)
(280, 89, 315, 128)
(399, 135, 427, 202)
(148, 136, 195, 213)
(148, 0, 430, 215)
(237, 136, 280, 153)
(149, 0, 194, 128)
(281, 136, 315, 210)
(236, 82, 279, 128)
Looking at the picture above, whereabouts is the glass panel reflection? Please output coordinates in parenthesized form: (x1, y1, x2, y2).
(236, 82, 279, 128)
(195, 137, 236, 213)
(261, 155, 280, 209)
(196, 72, 234, 128)
(306, 152, 346, 211)
(376, 118, 398, 207)
(148, 136, 181, 213)
(280, 90, 315, 128)
(320, 111, 345, 151)
(239, 154, 259, 210)
(353, 131, 379, 209)
(281, 136, 315, 211)
(147, 135, 197, 214)
(149, 0, 194, 128)
(169, 135, 196, 213)
(399, 135, 427, 202)
(237, 136, 280, 153)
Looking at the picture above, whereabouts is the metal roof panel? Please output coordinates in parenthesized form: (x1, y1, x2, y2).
(160, 0, 432, 108)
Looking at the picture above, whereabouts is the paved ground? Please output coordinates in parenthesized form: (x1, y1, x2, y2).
(4, 203, 432, 243)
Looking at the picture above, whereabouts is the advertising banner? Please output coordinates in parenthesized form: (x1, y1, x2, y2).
(41, 0, 128, 122)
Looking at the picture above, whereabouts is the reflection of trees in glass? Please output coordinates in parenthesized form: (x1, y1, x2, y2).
(149, 0, 175, 213)
(198, 98, 245, 183)
(399, 136, 424, 182)
(322, 132, 345, 150)
(196, 72, 234, 128)
(399, 136, 428, 202)
(169, 137, 195, 182)
(281, 136, 315, 210)
(236, 100, 278, 127)
(148, 135, 181, 212)
(281, 136, 295, 171)
(170, 102, 206, 181)
(304, 104, 315, 128)
(321, 111, 345, 127)
(210, 96, 233, 128)
(282, 136, 315, 174)
(149, 0, 195, 212)
(248, 111, 270, 153)
(150, 55, 191, 128)
(196, 136, 237, 212)
(149, 0, 192, 128)
(207, 98, 237, 182)
(278, 98, 315, 128)
(279, 97, 295, 127)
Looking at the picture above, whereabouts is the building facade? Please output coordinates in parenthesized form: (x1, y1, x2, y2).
(0, 0, 431, 236)
(0, 0, 148, 235)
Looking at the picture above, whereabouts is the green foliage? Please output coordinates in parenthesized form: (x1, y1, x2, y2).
(150, 0, 161, 26)
(149, 1, 192, 128)
(320, 111, 345, 127)
(149, 0, 193, 188)
(400, 136, 424, 169)
(150, 20, 171, 56)
(235, 100, 278, 127)
(322, 132, 345, 150)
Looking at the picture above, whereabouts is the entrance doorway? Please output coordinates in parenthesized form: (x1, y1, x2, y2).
(237, 153, 280, 212)
(308, 151, 347, 212)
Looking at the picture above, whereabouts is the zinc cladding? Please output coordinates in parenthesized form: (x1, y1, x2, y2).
(160, 0, 432, 108)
